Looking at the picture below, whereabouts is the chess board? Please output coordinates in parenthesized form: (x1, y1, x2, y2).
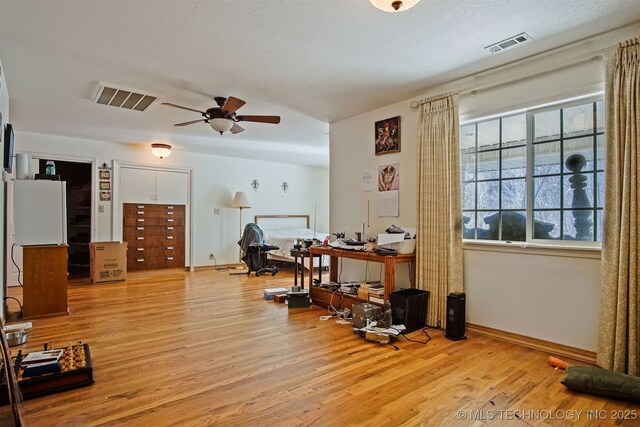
(1, 342, 94, 402)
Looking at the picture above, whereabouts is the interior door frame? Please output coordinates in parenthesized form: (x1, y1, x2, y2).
(112, 160, 195, 272)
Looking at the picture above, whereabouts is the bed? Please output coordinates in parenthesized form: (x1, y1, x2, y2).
(255, 215, 330, 268)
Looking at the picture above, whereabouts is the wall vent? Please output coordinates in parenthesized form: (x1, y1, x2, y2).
(92, 82, 159, 111)
(484, 32, 532, 54)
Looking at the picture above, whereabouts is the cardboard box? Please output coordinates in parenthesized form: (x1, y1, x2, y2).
(89, 242, 127, 284)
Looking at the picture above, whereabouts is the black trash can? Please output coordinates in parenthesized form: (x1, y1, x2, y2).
(390, 289, 429, 332)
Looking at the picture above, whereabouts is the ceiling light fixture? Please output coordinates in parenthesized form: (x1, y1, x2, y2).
(369, 0, 421, 12)
(151, 143, 172, 159)
(209, 118, 234, 135)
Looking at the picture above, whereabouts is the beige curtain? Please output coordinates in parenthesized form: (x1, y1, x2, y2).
(416, 94, 463, 328)
(598, 38, 640, 376)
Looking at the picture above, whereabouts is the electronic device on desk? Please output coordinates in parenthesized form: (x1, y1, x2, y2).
(1, 341, 94, 402)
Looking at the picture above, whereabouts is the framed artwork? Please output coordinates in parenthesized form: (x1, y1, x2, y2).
(99, 170, 111, 180)
(99, 191, 111, 201)
(99, 181, 111, 191)
(375, 116, 401, 155)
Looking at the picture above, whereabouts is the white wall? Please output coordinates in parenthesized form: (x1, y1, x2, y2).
(327, 32, 633, 351)
(0, 56, 9, 319)
(13, 131, 329, 269)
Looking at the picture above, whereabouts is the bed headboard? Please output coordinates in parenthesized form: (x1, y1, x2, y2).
(254, 215, 310, 230)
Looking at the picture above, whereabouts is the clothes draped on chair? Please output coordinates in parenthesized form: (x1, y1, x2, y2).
(238, 223, 279, 276)
(416, 93, 464, 328)
(598, 37, 640, 376)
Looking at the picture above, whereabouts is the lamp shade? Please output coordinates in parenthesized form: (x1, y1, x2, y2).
(231, 191, 251, 209)
(210, 118, 234, 134)
(151, 143, 172, 159)
(369, 0, 421, 12)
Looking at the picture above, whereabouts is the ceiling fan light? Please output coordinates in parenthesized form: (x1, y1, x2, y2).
(210, 118, 234, 134)
(151, 143, 172, 159)
(369, 0, 421, 12)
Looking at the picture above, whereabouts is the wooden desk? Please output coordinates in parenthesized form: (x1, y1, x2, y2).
(308, 246, 415, 301)
(23, 244, 68, 319)
(289, 249, 322, 289)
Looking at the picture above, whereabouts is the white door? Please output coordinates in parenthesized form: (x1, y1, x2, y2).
(119, 167, 156, 203)
(156, 170, 189, 204)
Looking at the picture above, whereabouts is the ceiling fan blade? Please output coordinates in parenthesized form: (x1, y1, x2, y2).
(230, 123, 245, 134)
(236, 115, 281, 124)
(221, 96, 246, 115)
(174, 119, 207, 127)
(161, 102, 206, 115)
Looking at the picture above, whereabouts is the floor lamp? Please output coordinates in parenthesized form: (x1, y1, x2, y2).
(231, 191, 251, 272)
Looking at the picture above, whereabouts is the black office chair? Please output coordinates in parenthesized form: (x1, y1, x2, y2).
(238, 223, 279, 276)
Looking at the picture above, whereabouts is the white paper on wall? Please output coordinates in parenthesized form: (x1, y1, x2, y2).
(378, 190, 399, 217)
(361, 169, 375, 192)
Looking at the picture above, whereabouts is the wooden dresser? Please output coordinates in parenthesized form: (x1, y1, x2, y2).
(123, 203, 185, 271)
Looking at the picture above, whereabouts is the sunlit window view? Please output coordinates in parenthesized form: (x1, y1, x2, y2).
(461, 99, 604, 243)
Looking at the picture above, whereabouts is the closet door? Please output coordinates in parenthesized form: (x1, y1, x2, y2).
(119, 168, 157, 203)
(156, 170, 189, 204)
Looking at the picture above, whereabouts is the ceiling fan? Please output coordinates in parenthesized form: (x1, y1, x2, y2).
(161, 96, 281, 135)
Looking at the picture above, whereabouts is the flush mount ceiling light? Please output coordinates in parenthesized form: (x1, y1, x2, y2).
(369, 0, 421, 12)
(151, 143, 172, 159)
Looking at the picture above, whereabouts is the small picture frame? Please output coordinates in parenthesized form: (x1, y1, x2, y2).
(99, 191, 111, 201)
(99, 181, 111, 191)
(375, 116, 401, 155)
(99, 170, 111, 180)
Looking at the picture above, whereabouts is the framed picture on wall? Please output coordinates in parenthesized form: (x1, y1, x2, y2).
(375, 116, 401, 155)
(99, 170, 111, 180)
(99, 191, 111, 201)
(99, 181, 111, 191)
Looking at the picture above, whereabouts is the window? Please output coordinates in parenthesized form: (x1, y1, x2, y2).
(461, 97, 604, 244)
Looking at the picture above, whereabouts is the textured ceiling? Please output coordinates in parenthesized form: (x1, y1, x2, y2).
(1, 0, 639, 167)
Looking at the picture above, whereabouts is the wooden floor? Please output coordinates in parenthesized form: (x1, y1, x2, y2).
(6, 269, 640, 426)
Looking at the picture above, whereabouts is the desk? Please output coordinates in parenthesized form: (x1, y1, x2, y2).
(289, 249, 322, 289)
(308, 246, 415, 301)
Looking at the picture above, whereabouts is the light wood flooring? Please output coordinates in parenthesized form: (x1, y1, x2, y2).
(6, 268, 640, 426)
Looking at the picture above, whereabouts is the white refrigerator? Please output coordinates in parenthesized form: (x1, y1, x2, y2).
(13, 180, 67, 246)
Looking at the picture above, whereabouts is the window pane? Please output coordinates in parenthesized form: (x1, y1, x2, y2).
(502, 146, 526, 178)
(501, 211, 526, 241)
(596, 171, 605, 208)
(563, 210, 594, 241)
(534, 109, 560, 142)
(597, 134, 605, 170)
(501, 179, 526, 209)
(563, 137, 595, 172)
(462, 211, 476, 239)
(460, 124, 476, 151)
(477, 181, 499, 210)
(462, 183, 475, 210)
(461, 153, 475, 181)
(476, 150, 499, 180)
(534, 176, 561, 209)
(596, 100, 605, 133)
(534, 141, 561, 175)
(477, 120, 500, 151)
(534, 211, 561, 239)
(563, 103, 594, 137)
(563, 174, 594, 208)
(502, 114, 526, 147)
(477, 211, 498, 240)
(596, 209, 603, 242)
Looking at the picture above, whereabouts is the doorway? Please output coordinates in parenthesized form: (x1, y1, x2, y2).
(38, 159, 92, 279)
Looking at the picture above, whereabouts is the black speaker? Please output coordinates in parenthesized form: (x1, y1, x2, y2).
(445, 292, 467, 341)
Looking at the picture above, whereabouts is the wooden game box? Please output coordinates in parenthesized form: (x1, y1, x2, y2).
(0, 343, 94, 402)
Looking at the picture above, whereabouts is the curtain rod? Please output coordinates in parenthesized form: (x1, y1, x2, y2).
(409, 92, 454, 109)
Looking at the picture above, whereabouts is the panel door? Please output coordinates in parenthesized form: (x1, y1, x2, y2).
(155, 170, 189, 204)
(119, 168, 157, 203)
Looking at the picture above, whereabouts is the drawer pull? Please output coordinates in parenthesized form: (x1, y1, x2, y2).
(137, 219, 144, 222)
(137, 248, 144, 251)
(167, 257, 174, 261)
(137, 258, 144, 262)
(167, 219, 174, 222)
(137, 211, 144, 215)
(167, 206, 174, 209)
(167, 226, 174, 230)
(137, 205, 145, 209)
(137, 237, 144, 240)
(167, 246, 174, 250)
(167, 211, 174, 215)
(137, 227, 144, 231)
(167, 236, 174, 240)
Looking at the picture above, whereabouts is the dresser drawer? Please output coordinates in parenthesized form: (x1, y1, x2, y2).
(127, 245, 182, 257)
(123, 225, 184, 237)
(127, 254, 184, 271)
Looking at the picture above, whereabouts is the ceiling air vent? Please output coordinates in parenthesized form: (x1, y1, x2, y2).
(92, 82, 159, 111)
(484, 32, 532, 54)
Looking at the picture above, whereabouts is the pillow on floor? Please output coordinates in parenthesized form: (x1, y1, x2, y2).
(561, 365, 640, 402)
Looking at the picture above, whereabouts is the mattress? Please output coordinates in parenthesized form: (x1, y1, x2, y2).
(263, 227, 330, 268)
